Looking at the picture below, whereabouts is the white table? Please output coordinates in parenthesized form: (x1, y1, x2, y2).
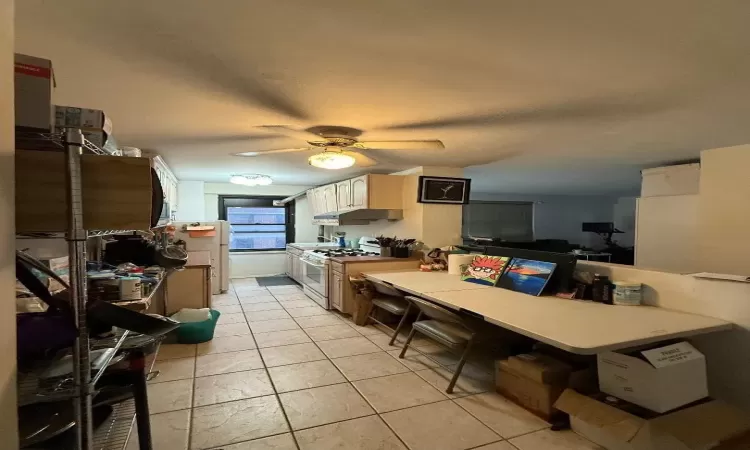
(365, 270, 492, 296)
(363, 271, 732, 355)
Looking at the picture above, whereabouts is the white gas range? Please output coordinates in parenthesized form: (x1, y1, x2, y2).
(300, 238, 382, 309)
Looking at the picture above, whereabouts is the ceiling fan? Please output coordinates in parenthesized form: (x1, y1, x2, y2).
(234, 125, 445, 169)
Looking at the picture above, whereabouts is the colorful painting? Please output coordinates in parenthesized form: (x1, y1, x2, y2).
(461, 255, 510, 286)
(499, 258, 557, 296)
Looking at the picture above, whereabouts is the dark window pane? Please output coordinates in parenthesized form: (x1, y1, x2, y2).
(231, 224, 286, 232)
(229, 232, 287, 250)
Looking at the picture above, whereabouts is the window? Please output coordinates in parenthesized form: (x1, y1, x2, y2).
(462, 201, 534, 241)
(219, 196, 295, 251)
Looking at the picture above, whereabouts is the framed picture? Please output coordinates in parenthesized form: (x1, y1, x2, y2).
(498, 258, 557, 296)
(461, 255, 510, 286)
(417, 176, 471, 204)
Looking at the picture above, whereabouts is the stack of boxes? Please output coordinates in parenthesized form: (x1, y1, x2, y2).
(15, 53, 119, 154)
(495, 351, 595, 421)
(495, 342, 750, 449)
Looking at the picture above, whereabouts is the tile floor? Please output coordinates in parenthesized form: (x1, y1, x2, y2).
(127, 277, 602, 450)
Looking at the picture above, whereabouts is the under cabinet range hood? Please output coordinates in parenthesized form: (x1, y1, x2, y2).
(313, 208, 403, 226)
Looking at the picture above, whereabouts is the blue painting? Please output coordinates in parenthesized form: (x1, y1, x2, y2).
(498, 258, 557, 296)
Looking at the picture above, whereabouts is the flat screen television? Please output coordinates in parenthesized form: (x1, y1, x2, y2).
(582, 222, 615, 233)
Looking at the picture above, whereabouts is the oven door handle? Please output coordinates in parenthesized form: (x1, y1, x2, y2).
(301, 258, 326, 269)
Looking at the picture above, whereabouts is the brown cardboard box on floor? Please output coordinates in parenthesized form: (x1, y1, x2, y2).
(555, 389, 750, 450)
(496, 359, 565, 419)
(508, 352, 573, 385)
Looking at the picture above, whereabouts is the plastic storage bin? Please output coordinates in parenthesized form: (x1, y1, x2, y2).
(173, 309, 221, 344)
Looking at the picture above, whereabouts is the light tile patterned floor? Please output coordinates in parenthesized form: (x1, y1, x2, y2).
(128, 277, 602, 450)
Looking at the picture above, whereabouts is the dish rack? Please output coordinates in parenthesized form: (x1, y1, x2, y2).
(16, 130, 164, 450)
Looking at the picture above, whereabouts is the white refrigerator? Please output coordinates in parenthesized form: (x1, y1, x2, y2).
(173, 221, 230, 294)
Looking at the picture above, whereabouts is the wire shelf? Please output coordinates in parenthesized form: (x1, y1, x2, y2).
(93, 398, 136, 450)
(17, 331, 131, 407)
(16, 130, 109, 155)
(93, 352, 157, 450)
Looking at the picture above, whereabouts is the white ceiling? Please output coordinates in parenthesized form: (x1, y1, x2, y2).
(15, 0, 750, 195)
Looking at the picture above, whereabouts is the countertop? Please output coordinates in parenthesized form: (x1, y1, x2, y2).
(329, 256, 420, 263)
(185, 250, 212, 268)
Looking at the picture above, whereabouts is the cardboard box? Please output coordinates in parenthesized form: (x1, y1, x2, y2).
(16, 255, 69, 302)
(598, 342, 707, 413)
(15, 53, 53, 131)
(54, 106, 113, 134)
(496, 359, 564, 419)
(555, 389, 750, 450)
(508, 352, 573, 385)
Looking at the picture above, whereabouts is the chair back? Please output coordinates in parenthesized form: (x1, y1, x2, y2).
(370, 279, 404, 298)
(405, 296, 466, 326)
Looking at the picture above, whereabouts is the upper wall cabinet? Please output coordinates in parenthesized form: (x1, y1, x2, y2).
(350, 175, 368, 209)
(336, 179, 352, 210)
(310, 174, 405, 220)
(150, 155, 179, 215)
(322, 184, 338, 212)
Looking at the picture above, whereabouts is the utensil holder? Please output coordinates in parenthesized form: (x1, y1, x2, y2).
(393, 247, 410, 258)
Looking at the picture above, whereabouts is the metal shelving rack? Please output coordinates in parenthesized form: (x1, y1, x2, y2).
(17, 129, 159, 450)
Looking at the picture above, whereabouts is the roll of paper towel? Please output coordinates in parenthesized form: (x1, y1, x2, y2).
(448, 254, 475, 275)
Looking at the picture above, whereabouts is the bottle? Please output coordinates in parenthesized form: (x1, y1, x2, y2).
(592, 274, 612, 304)
(337, 236, 346, 248)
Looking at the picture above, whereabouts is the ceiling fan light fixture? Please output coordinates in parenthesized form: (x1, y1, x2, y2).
(308, 150, 355, 170)
(230, 174, 273, 186)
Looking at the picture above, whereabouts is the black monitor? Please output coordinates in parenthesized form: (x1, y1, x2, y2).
(485, 246, 577, 293)
(582, 222, 615, 233)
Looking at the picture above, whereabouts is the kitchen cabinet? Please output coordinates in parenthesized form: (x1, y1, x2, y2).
(286, 252, 294, 278)
(350, 175, 368, 209)
(314, 188, 327, 215)
(166, 251, 212, 314)
(292, 255, 303, 283)
(336, 180, 352, 210)
(151, 155, 179, 216)
(327, 258, 419, 314)
(330, 270, 344, 311)
(309, 174, 406, 224)
(322, 184, 338, 213)
(286, 245, 305, 284)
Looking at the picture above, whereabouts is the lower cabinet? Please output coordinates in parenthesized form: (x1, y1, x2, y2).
(166, 265, 211, 314)
(331, 270, 344, 311)
(292, 256, 303, 284)
(329, 259, 420, 314)
(286, 253, 294, 278)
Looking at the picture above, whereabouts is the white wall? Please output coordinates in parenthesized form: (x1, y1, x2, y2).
(1, 1, 18, 445)
(471, 193, 618, 248)
(333, 167, 465, 249)
(174, 180, 205, 221)
(698, 144, 750, 275)
(178, 182, 315, 278)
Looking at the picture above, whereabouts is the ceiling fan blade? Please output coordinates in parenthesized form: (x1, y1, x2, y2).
(355, 140, 445, 150)
(343, 150, 378, 167)
(235, 147, 311, 157)
(257, 126, 327, 142)
(381, 94, 673, 131)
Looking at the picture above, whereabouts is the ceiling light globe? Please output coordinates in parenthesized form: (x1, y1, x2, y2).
(308, 151, 356, 170)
